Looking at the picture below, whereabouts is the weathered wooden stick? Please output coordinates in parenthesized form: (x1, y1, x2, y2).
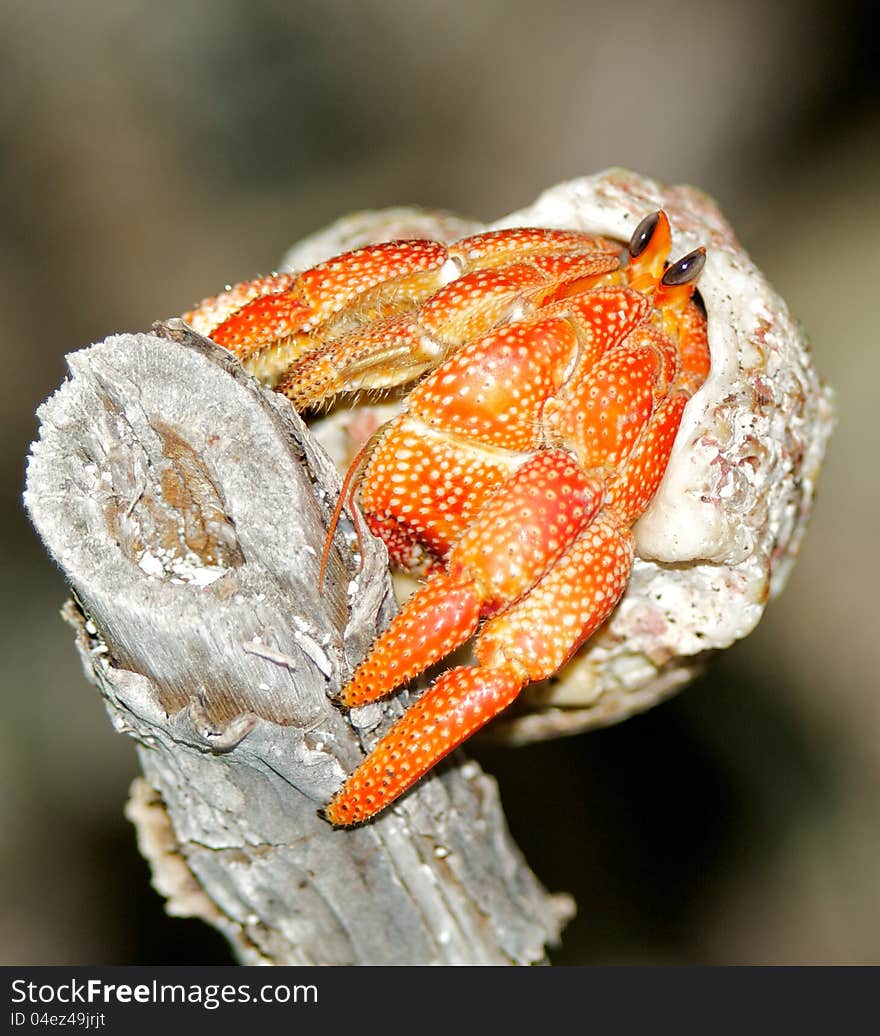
(24, 322, 572, 965)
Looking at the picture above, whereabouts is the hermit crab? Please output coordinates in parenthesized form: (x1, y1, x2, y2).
(185, 169, 832, 827)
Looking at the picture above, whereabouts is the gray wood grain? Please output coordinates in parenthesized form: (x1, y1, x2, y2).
(24, 322, 572, 965)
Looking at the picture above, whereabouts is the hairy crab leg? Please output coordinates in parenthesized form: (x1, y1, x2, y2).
(448, 227, 620, 268)
(277, 262, 551, 407)
(184, 272, 299, 338)
(187, 227, 621, 402)
(277, 252, 620, 409)
(198, 239, 452, 381)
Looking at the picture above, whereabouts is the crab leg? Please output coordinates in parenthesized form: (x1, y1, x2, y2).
(279, 251, 619, 409)
(278, 263, 548, 407)
(183, 272, 299, 338)
(349, 314, 585, 564)
(448, 227, 619, 267)
(323, 663, 525, 827)
(192, 239, 452, 382)
(186, 227, 622, 396)
(360, 424, 519, 565)
(545, 341, 663, 472)
(325, 517, 633, 827)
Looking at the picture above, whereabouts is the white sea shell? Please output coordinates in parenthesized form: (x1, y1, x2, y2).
(285, 169, 834, 743)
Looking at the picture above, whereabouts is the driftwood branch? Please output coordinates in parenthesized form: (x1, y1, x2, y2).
(24, 323, 571, 965)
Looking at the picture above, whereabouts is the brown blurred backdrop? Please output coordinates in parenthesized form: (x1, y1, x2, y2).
(3, 0, 878, 964)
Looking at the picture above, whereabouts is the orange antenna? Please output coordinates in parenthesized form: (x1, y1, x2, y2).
(318, 435, 377, 592)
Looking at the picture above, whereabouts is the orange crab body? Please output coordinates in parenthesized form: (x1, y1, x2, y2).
(185, 211, 710, 826)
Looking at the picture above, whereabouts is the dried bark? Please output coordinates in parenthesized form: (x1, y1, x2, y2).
(24, 322, 572, 965)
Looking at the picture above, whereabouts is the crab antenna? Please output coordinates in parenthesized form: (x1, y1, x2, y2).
(318, 436, 376, 592)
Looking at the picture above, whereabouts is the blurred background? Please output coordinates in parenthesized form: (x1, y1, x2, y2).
(3, 0, 878, 964)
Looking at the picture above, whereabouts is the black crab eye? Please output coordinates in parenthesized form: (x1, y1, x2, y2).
(628, 211, 661, 258)
(660, 247, 706, 287)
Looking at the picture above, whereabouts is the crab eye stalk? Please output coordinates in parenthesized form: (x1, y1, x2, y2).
(661, 247, 706, 287)
(628, 211, 662, 259)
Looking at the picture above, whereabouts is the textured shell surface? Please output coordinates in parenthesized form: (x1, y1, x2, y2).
(284, 169, 834, 742)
